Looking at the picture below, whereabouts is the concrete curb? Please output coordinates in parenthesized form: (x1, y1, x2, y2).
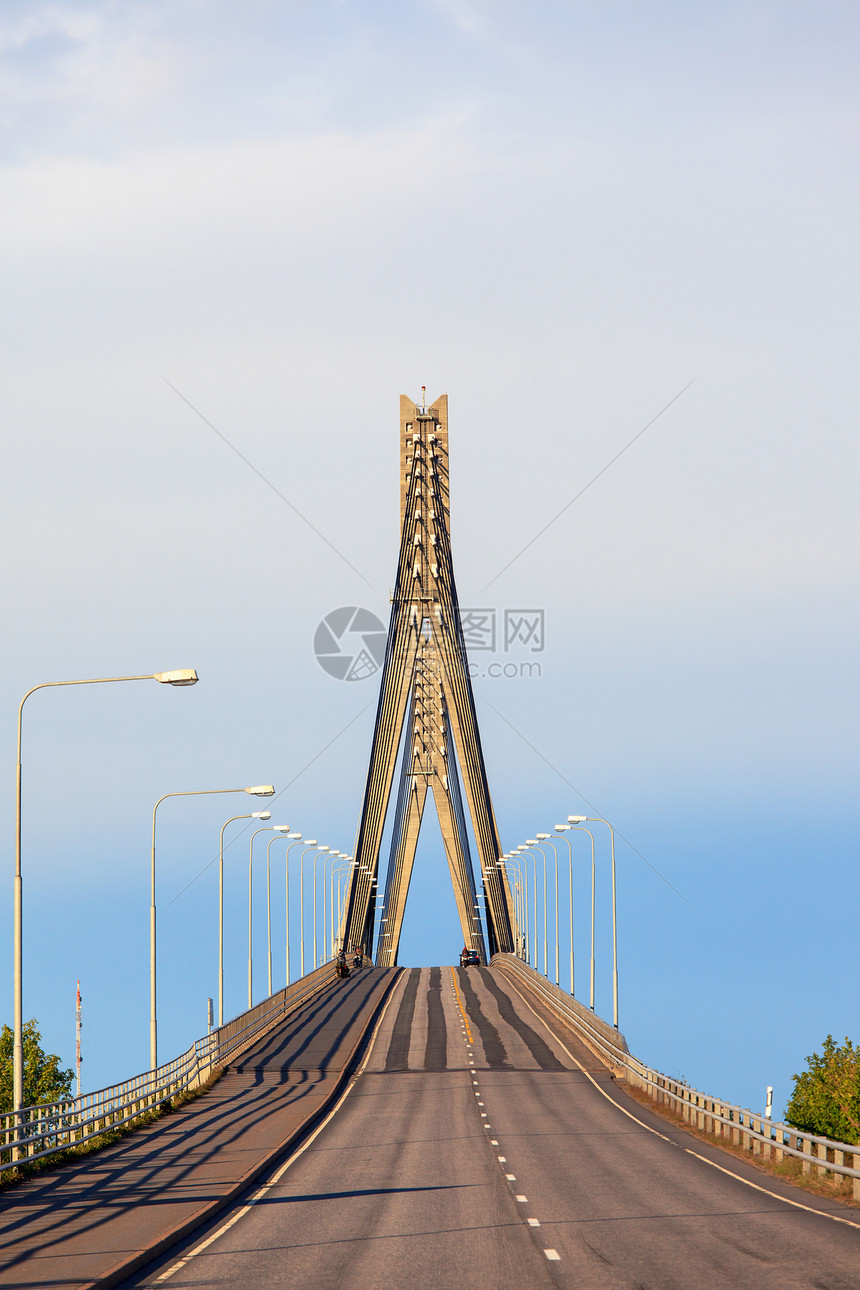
(81, 968, 403, 1290)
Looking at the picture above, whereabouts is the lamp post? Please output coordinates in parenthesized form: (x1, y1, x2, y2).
(219, 810, 271, 1024)
(265, 828, 293, 996)
(330, 866, 347, 955)
(150, 782, 274, 1070)
(282, 834, 303, 984)
(526, 840, 548, 975)
(499, 855, 526, 960)
(511, 848, 530, 962)
(537, 833, 559, 985)
(248, 825, 290, 1009)
(313, 847, 330, 968)
(299, 842, 319, 976)
(507, 856, 526, 959)
(515, 845, 537, 968)
(327, 853, 349, 957)
(570, 814, 618, 1028)
(335, 861, 358, 952)
(576, 827, 597, 1011)
(553, 825, 575, 996)
(13, 667, 198, 1136)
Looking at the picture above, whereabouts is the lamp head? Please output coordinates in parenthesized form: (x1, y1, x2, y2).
(288, 832, 301, 839)
(526, 838, 538, 846)
(252, 810, 271, 821)
(274, 825, 291, 832)
(155, 669, 199, 686)
(555, 824, 570, 831)
(247, 785, 275, 797)
(305, 838, 318, 846)
(536, 832, 549, 840)
(568, 815, 587, 823)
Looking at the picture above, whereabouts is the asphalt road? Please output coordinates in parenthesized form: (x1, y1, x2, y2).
(127, 964, 860, 1290)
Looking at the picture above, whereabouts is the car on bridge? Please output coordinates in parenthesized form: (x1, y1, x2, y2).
(460, 948, 481, 966)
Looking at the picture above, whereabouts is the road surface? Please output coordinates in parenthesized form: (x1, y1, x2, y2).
(127, 965, 860, 1289)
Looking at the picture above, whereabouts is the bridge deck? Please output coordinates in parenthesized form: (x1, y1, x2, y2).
(128, 966, 860, 1289)
(0, 967, 397, 1290)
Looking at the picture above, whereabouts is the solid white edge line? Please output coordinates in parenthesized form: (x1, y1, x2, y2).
(152, 972, 406, 1284)
(499, 971, 860, 1234)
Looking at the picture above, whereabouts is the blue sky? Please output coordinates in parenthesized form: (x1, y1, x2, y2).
(1, 1, 857, 1119)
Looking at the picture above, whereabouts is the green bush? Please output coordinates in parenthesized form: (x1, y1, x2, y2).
(0, 1019, 74, 1114)
(785, 1035, 860, 1144)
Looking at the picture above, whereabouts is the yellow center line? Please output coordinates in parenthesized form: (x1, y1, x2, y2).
(449, 966, 474, 1045)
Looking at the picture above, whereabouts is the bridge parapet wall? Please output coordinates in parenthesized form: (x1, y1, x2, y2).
(1, 960, 337, 1169)
(491, 953, 860, 1200)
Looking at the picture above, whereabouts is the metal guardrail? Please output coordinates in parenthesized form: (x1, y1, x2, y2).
(1, 960, 339, 1168)
(492, 953, 860, 1200)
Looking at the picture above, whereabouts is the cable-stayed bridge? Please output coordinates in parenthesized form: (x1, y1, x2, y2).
(2, 396, 859, 1289)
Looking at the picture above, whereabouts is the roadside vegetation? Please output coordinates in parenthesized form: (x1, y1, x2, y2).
(0, 1019, 73, 1113)
(785, 1035, 860, 1144)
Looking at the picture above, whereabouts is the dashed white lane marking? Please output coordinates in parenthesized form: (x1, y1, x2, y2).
(499, 971, 860, 1235)
(455, 969, 553, 1255)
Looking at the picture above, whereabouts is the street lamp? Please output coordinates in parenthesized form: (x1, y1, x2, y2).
(265, 827, 294, 996)
(515, 845, 536, 968)
(537, 833, 560, 985)
(219, 810, 271, 1023)
(281, 834, 304, 985)
(313, 847, 330, 968)
(334, 860, 357, 953)
(149, 783, 275, 1070)
(570, 814, 618, 1028)
(503, 855, 527, 960)
(572, 825, 596, 1010)
(13, 667, 198, 1138)
(554, 825, 576, 998)
(498, 856, 526, 960)
(526, 839, 549, 976)
(248, 824, 290, 1009)
(299, 842, 319, 976)
(327, 853, 349, 957)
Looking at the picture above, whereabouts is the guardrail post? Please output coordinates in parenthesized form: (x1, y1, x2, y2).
(853, 1153, 860, 1202)
(801, 1136, 811, 1174)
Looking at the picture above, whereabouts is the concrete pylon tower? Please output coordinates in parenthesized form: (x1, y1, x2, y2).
(339, 394, 516, 965)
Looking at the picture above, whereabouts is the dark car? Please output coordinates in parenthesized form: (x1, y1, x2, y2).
(460, 949, 481, 967)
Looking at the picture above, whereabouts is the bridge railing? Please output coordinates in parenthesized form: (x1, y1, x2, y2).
(1, 959, 338, 1169)
(492, 953, 860, 1200)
